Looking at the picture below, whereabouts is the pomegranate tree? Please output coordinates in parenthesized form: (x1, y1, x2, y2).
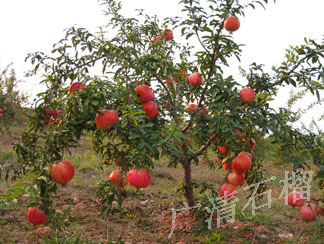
(0, 64, 28, 133)
(8, 0, 324, 234)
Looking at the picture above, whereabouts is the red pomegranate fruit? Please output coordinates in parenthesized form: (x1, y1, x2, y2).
(109, 170, 128, 189)
(221, 158, 231, 170)
(50, 160, 75, 184)
(142, 101, 158, 118)
(238, 151, 252, 161)
(300, 203, 319, 222)
(287, 191, 305, 207)
(135, 84, 154, 103)
(128, 168, 151, 188)
(227, 172, 245, 186)
(95, 110, 119, 130)
(224, 16, 240, 33)
(69, 82, 86, 94)
(232, 154, 252, 174)
(218, 145, 227, 154)
(219, 183, 237, 199)
(27, 206, 47, 225)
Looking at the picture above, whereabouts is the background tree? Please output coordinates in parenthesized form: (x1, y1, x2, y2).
(10, 0, 324, 231)
(0, 63, 28, 134)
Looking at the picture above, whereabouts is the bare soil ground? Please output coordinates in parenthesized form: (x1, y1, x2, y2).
(1, 126, 324, 244)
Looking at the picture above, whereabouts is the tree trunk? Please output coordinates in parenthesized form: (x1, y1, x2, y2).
(183, 160, 195, 207)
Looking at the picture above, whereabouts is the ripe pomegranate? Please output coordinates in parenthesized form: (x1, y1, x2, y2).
(27, 206, 47, 225)
(135, 84, 154, 103)
(189, 72, 203, 86)
(186, 104, 197, 112)
(109, 170, 128, 189)
(0, 109, 6, 113)
(95, 110, 119, 130)
(142, 101, 158, 118)
(238, 151, 252, 161)
(218, 145, 227, 154)
(239, 88, 255, 104)
(109, 170, 123, 184)
(69, 82, 86, 94)
(232, 154, 252, 174)
(161, 29, 173, 41)
(199, 106, 208, 115)
(287, 192, 305, 207)
(219, 183, 237, 199)
(300, 203, 319, 222)
(224, 16, 240, 33)
(0, 113, 3, 119)
(128, 168, 151, 188)
(221, 158, 231, 170)
(50, 160, 75, 184)
(227, 172, 245, 186)
(152, 35, 161, 42)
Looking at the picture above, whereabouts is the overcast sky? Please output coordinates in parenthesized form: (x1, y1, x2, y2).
(0, 0, 323, 129)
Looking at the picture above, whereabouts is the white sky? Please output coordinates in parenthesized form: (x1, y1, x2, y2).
(0, 0, 323, 129)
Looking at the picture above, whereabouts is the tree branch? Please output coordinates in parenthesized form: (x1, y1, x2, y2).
(154, 75, 181, 126)
(190, 133, 218, 159)
(272, 50, 324, 87)
(182, 24, 225, 134)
